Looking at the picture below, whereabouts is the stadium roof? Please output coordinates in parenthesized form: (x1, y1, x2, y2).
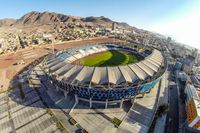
(45, 47, 164, 88)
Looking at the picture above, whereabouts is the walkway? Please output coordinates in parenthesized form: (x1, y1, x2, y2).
(117, 79, 161, 133)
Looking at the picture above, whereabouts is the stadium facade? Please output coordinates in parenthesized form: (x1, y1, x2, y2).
(43, 43, 166, 108)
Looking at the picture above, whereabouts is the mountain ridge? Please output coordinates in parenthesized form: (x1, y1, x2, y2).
(0, 11, 135, 31)
(0, 18, 16, 27)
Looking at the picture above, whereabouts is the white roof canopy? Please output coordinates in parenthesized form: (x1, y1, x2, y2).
(108, 67, 126, 85)
(46, 47, 165, 87)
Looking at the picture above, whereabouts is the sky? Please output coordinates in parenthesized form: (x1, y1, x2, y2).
(0, 0, 200, 49)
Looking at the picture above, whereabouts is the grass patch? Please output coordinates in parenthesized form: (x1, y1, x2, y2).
(4, 98, 9, 104)
(56, 121, 67, 133)
(46, 108, 53, 116)
(80, 50, 138, 67)
(112, 117, 122, 127)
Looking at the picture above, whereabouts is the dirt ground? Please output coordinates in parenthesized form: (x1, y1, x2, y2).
(0, 37, 116, 93)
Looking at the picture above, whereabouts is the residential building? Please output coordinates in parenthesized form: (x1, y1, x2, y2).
(112, 22, 116, 31)
(183, 55, 195, 74)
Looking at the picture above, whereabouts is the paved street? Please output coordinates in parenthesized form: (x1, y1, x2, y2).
(165, 72, 179, 133)
(154, 71, 169, 133)
(176, 71, 187, 133)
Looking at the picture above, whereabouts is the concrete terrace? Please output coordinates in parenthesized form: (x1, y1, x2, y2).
(117, 73, 165, 133)
(0, 80, 61, 133)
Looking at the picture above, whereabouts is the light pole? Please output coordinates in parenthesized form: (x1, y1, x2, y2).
(52, 43, 55, 54)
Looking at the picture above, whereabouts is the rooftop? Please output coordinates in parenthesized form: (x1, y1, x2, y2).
(44, 44, 165, 89)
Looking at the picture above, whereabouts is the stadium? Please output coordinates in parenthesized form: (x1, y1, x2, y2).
(43, 43, 166, 108)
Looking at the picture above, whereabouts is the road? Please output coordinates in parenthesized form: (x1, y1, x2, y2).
(165, 73, 179, 133)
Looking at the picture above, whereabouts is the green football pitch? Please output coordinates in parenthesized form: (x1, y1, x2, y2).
(80, 50, 139, 66)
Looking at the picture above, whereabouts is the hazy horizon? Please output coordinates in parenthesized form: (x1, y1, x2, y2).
(0, 0, 200, 50)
